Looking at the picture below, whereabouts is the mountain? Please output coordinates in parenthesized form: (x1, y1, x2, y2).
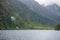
(46, 4, 60, 22)
(0, 0, 57, 30)
(20, 0, 60, 25)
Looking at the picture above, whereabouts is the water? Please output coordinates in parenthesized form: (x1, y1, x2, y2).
(0, 30, 60, 40)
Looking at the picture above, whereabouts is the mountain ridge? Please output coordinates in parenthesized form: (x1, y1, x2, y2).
(20, 0, 60, 24)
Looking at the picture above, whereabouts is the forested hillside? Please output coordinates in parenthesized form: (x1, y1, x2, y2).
(0, 0, 58, 30)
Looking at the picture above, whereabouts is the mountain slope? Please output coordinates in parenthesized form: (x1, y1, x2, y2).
(8, 0, 58, 26)
(46, 4, 60, 22)
(0, 0, 56, 30)
(20, 0, 60, 26)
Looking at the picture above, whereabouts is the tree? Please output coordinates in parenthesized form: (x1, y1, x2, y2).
(0, 3, 16, 30)
(55, 24, 60, 30)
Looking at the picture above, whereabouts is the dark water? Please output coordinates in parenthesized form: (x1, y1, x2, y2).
(0, 30, 60, 40)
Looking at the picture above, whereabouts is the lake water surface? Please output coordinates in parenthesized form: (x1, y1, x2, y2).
(0, 30, 60, 40)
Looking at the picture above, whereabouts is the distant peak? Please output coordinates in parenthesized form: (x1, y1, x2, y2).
(46, 3, 59, 7)
(52, 3, 59, 6)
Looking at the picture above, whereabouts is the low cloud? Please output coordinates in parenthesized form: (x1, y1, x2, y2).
(35, 0, 60, 6)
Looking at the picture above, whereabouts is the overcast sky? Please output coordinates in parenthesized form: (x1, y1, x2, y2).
(35, 0, 60, 6)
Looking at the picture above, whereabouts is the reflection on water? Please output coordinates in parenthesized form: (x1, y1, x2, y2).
(0, 30, 60, 40)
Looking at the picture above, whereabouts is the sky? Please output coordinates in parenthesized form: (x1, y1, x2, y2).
(35, 0, 60, 6)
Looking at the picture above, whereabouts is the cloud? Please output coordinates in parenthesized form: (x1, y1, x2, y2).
(35, 0, 60, 6)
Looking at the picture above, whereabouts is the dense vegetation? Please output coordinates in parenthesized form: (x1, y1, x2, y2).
(0, 0, 59, 30)
(55, 24, 60, 30)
